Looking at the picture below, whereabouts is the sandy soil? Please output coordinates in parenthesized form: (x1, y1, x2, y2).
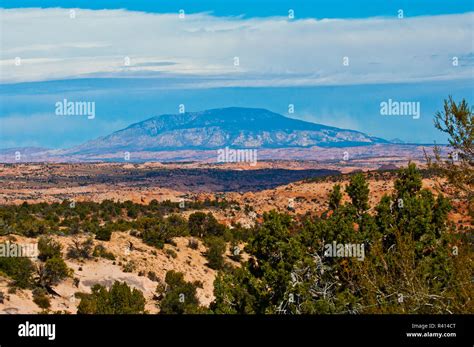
(0, 233, 218, 314)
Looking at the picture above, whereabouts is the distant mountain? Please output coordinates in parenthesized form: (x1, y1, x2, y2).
(0, 147, 49, 154)
(390, 138, 406, 144)
(62, 107, 388, 156)
(0, 147, 50, 161)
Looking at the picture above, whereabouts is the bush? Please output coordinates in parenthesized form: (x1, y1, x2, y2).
(32, 288, 50, 309)
(204, 237, 226, 270)
(141, 223, 166, 249)
(158, 271, 203, 314)
(67, 237, 94, 259)
(38, 236, 62, 261)
(188, 212, 225, 238)
(122, 261, 136, 273)
(165, 249, 177, 259)
(328, 184, 342, 210)
(140, 217, 183, 248)
(95, 226, 112, 241)
(147, 271, 159, 282)
(166, 214, 188, 237)
(92, 245, 115, 260)
(77, 281, 146, 314)
(37, 256, 70, 287)
(0, 256, 34, 288)
(346, 173, 370, 215)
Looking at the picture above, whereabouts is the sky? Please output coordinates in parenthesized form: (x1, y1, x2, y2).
(0, 1, 473, 148)
(1, 0, 473, 18)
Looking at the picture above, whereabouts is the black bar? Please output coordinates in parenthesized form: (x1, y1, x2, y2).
(0, 314, 471, 346)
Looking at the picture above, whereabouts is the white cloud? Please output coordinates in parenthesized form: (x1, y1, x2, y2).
(0, 8, 472, 86)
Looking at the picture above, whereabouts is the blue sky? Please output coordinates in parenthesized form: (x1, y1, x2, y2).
(2, 0, 473, 18)
(0, 1, 473, 148)
(1, 79, 472, 148)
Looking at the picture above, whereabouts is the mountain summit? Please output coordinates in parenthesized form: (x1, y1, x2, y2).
(65, 107, 388, 155)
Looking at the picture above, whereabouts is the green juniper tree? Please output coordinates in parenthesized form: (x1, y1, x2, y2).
(345, 173, 370, 216)
(158, 271, 204, 314)
(211, 163, 472, 314)
(77, 281, 146, 314)
(426, 96, 473, 201)
(328, 184, 342, 210)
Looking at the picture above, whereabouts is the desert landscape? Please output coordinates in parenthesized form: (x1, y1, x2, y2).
(0, 154, 471, 314)
(0, 99, 471, 317)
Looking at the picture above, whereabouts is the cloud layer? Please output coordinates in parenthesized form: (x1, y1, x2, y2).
(0, 8, 473, 86)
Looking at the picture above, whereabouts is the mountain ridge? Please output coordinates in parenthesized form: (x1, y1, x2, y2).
(62, 107, 389, 156)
